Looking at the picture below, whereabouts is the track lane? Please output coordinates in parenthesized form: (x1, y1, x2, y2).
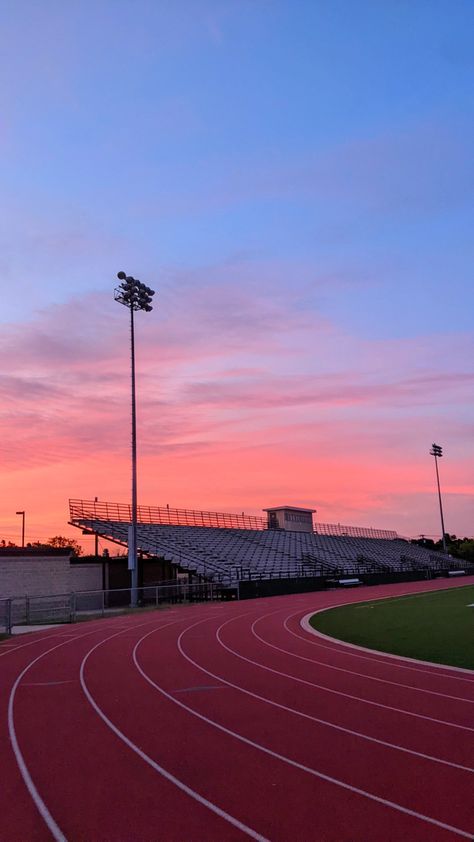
(81, 615, 469, 840)
(245, 614, 474, 723)
(5, 613, 263, 841)
(285, 580, 474, 683)
(169, 612, 474, 833)
(2, 580, 473, 841)
(284, 610, 474, 697)
(213, 611, 474, 768)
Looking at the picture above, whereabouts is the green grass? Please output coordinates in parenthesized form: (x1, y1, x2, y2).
(310, 585, 474, 670)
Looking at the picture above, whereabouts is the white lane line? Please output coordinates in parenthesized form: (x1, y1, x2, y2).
(22, 680, 76, 687)
(7, 628, 103, 842)
(248, 613, 474, 732)
(288, 591, 474, 682)
(79, 615, 267, 842)
(295, 617, 474, 682)
(133, 618, 474, 840)
(300, 608, 474, 678)
(7, 615, 172, 842)
(209, 613, 474, 772)
(0, 631, 81, 659)
(247, 610, 474, 704)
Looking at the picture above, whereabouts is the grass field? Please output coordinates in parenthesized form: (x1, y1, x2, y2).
(310, 585, 474, 670)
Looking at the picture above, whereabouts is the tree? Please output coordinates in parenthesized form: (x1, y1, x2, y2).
(457, 540, 474, 563)
(47, 536, 83, 556)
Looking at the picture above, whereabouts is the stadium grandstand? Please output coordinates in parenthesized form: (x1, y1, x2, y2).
(69, 499, 462, 596)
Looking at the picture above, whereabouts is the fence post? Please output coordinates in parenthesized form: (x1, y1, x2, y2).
(70, 592, 76, 624)
(5, 599, 12, 635)
(101, 589, 105, 618)
(155, 586, 159, 607)
(25, 596, 30, 625)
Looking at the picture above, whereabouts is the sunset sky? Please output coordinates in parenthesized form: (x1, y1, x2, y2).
(1, 1, 473, 551)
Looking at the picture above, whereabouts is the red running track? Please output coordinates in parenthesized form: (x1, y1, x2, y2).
(1, 577, 474, 841)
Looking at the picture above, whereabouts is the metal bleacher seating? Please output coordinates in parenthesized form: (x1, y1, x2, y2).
(69, 499, 458, 587)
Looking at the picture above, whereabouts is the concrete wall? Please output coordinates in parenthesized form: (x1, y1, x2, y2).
(70, 563, 102, 593)
(0, 555, 102, 599)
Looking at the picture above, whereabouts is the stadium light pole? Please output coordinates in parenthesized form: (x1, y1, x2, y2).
(115, 272, 155, 606)
(15, 511, 25, 548)
(430, 443, 447, 554)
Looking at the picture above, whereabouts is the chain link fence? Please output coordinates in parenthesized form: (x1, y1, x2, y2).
(0, 581, 221, 635)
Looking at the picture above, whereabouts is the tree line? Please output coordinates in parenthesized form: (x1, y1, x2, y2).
(0, 535, 83, 556)
(411, 535, 474, 562)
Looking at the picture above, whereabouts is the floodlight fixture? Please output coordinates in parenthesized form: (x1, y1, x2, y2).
(114, 270, 156, 606)
(430, 443, 447, 554)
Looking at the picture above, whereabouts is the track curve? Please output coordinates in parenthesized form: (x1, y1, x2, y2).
(1, 577, 473, 841)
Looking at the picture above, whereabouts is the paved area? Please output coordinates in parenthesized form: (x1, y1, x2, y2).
(11, 624, 67, 635)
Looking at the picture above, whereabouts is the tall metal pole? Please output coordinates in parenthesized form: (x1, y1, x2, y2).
(94, 496, 99, 557)
(130, 304, 138, 605)
(433, 454, 447, 554)
(430, 444, 447, 554)
(115, 271, 155, 609)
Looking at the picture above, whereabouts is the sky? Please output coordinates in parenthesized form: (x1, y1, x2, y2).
(1, 0, 473, 551)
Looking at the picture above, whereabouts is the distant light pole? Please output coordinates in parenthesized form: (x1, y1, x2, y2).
(15, 511, 25, 548)
(115, 271, 155, 606)
(94, 496, 99, 557)
(430, 443, 447, 554)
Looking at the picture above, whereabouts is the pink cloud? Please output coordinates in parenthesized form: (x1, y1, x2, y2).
(0, 278, 473, 544)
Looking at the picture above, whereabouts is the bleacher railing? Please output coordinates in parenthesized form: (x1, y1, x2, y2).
(70, 498, 399, 539)
(314, 522, 398, 540)
(70, 499, 267, 530)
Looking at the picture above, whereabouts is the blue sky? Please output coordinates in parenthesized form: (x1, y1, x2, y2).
(0, 1, 473, 544)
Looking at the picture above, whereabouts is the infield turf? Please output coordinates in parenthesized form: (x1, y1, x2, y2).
(310, 584, 474, 670)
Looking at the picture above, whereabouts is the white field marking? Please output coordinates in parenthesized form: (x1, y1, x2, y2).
(209, 613, 474, 771)
(7, 627, 104, 842)
(248, 610, 474, 704)
(80, 619, 268, 842)
(286, 586, 474, 681)
(300, 606, 474, 679)
(133, 618, 474, 840)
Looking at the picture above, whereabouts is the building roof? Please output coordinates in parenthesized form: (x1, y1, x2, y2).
(263, 506, 316, 514)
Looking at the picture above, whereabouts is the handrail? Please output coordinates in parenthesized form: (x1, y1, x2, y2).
(70, 498, 399, 539)
(314, 522, 398, 540)
(70, 499, 267, 531)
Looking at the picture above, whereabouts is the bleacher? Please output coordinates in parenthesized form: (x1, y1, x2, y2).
(69, 499, 459, 587)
